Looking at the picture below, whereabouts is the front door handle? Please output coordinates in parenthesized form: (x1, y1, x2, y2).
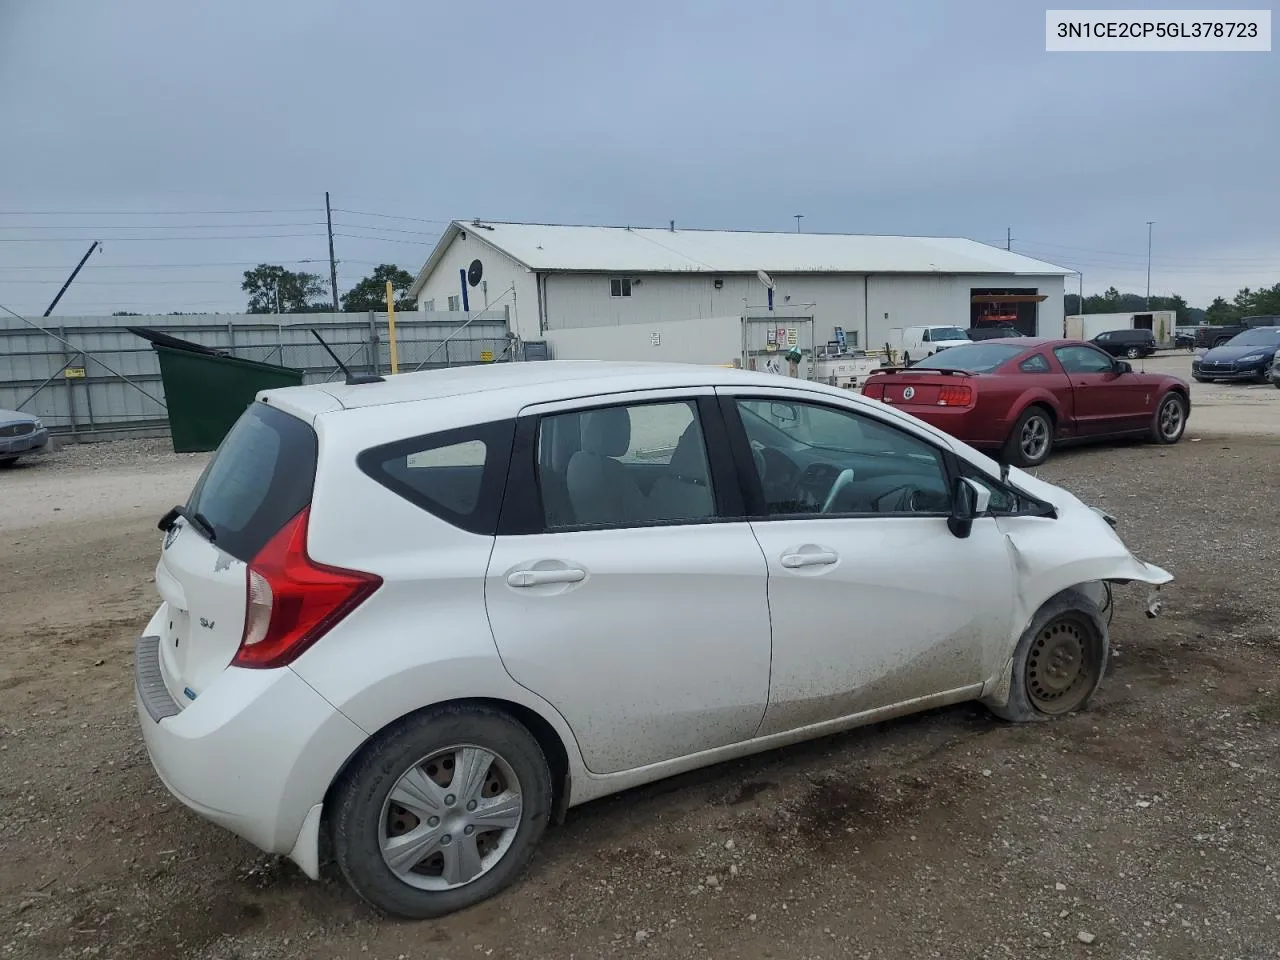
(780, 550, 839, 569)
(507, 568, 587, 588)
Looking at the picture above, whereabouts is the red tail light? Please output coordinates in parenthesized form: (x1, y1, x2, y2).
(233, 507, 382, 669)
(936, 384, 974, 407)
(862, 379, 885, 400)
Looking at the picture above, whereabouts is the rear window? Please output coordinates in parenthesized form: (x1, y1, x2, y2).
(185, 401, 317, 563)
(911, 343, 1024, 373)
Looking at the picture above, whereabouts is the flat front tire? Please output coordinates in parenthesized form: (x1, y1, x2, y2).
(1003, 407, 1053, 467)
(331, 705, 553, 919)
(987, 589, 1109, 723)
(1150, 391, 1187, 445)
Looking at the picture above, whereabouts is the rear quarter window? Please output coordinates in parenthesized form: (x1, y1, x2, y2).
(358, 419, 515, 535)
(185, 401, 317, 563)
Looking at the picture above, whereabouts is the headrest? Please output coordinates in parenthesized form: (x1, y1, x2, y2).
(669, 423, 706, 479)
(580, 407, 630, 457)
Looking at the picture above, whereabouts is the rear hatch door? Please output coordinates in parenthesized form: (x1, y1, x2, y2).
(154, 401, 317, 703)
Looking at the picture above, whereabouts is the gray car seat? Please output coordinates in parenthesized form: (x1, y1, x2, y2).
(566, 407, 648, 525)
(645, 422, 714, 520)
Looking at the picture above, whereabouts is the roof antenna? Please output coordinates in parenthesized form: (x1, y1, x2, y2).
(310, 328, 385, 385)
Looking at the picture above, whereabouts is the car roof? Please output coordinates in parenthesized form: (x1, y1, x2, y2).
(261, 360, 859, 412)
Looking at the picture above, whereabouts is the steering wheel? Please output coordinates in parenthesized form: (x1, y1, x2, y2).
(821, 468, 856, 513)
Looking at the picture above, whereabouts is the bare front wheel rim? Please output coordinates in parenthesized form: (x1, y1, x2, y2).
(379, 745, 523, 891)
(1020, 416, 1050, 461)
(1159, 398, 1184, 440)
(1025, 616, 1099, 715)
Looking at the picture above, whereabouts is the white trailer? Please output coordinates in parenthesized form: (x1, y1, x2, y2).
(1065, 310, 1177, 347)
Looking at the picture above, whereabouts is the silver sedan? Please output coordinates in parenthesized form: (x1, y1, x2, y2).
(0, 408, 50, 466)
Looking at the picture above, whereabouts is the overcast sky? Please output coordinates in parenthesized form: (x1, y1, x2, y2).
(0, 0, 1275, 315)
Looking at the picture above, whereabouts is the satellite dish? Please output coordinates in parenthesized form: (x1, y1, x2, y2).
(467, 259, 484, 287)
(756, 270, 775, 289)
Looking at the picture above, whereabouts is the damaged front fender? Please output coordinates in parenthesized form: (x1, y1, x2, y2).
(979, 466, 1173, 707)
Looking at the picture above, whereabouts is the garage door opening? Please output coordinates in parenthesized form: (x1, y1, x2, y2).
(970, 289, 1046, 337)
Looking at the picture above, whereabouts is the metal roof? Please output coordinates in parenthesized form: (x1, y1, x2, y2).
(410, 221, 1073, 296)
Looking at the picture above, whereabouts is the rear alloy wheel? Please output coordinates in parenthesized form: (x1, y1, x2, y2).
(1125, 346, 1142, 359)
(332, 705, 552, 919)
(987, 589, 1108, 722)
(1003, 407, 1053, 467)
(902, 351, 912, 367)
(1150, 392, 1187, 445)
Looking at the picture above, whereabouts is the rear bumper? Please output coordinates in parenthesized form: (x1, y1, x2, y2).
(0, 426, 49, 457)
(133, 609, 367, 870)
(887, 405, 1004, 447)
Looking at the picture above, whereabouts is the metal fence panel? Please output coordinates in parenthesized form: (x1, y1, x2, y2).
(0, 308, 512, 439)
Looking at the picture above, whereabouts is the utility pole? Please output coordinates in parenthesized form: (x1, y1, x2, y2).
(326, 191, 340, 312)
(1145, 220, 1155, 307)
(794, 214, 803, 233)
(1006, 227, 1011, 251)
(43, 241, 101, 317)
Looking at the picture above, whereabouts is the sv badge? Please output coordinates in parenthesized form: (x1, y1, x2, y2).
(199, 617, 216, 630)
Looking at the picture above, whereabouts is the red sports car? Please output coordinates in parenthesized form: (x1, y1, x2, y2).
(861, 338, 1190, 466)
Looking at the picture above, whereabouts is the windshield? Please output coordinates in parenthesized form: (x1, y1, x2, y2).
(1226, 327, 1280, 347)
(185, 401, 317, 562)
(929, 327, 969, 341)
(911, 343, 1024, 372)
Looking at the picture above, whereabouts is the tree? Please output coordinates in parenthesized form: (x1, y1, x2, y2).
(241, 263, 328, 314)
(1234, 282, 1280, 317)
(1205, 296, 1235, 326)
(112, 311, 141, 316)
(340, 264, 416, 313)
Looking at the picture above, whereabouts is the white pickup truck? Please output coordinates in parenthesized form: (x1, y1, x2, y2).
(887, 325, 972, 366)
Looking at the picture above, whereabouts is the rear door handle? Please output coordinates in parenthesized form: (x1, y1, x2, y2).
(507, 568, 587, 588)
(780, 551, 839, 569)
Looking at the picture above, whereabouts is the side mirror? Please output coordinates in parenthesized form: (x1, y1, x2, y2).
(947, 477, 991, 539)
(1115, 360, 1133, 374)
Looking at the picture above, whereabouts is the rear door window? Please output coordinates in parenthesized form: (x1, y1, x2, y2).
(358, 420, 515, 535)
(185, 401, 317, 563)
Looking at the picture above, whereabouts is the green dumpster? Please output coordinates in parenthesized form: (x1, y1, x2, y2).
(129, 327, 305, 453)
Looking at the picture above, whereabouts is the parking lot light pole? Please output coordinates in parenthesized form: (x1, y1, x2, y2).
(1146, 221, 1155, 308)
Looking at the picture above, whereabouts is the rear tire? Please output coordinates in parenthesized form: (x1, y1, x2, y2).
(987, 589, 1108, 723)
(902, 351, 912, 367)
(1003, 406, 1054, 467)
(0, 457, 17, 469)
(331, 705, 553, 919)
(1125, 346, 1141, 359)
(1150, 392, 1187, 445)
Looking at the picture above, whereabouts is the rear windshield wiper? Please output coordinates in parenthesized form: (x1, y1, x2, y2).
(158, 505, 217, 542)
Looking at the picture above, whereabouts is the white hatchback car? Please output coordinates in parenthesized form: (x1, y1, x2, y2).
(135, 360, 1171, 918)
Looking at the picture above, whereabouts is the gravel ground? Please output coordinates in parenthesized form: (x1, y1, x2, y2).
(2, 426, 1279, 959)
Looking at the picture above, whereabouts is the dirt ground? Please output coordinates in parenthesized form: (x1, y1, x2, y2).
(3, 383, 1280, 959)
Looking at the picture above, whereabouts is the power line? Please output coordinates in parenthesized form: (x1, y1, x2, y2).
(333, 233, 436, 245)
(0, 233, 329, 243)
(333, 207, 454, 225)
(0, 207, 323, 215)
(332, 221, 442, 237)
(1012, 238, 1279, 264)
(0, 258, 388, 271)
(0, 221, 327, 231)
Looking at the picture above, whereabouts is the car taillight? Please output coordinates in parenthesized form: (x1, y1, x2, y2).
(936, 384, 973, 407)
(233, 507, 382, 669)
(862, 379, 885, 400)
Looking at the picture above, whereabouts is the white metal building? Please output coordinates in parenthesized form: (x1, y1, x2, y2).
(409, 221, 1072, 367)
